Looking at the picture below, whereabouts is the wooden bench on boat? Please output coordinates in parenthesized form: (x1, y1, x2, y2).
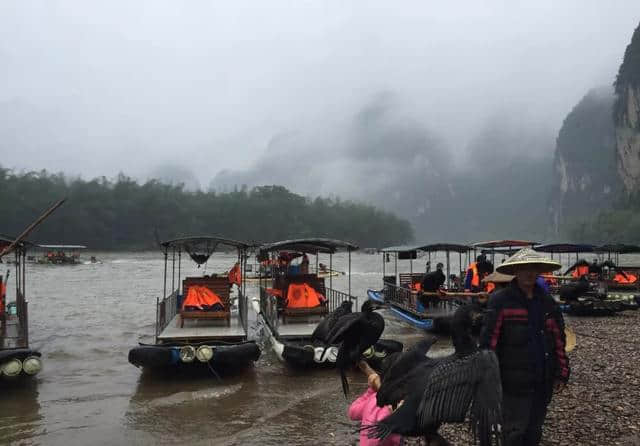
(281, 274, 328, 323)
(180, 276, 231, 327)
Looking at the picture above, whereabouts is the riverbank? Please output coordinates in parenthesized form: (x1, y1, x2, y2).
(400, 310, 640, 445)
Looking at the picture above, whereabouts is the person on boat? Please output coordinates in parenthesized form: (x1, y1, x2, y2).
(464, 255, 493, 292)
(589, 258, 602, 277)
(348, 360, 402, 446)
(421, 262, 445, 292)
(480, 248, 569, 446)
(227, 262, 242, 288)
(300, 254, 310, 274)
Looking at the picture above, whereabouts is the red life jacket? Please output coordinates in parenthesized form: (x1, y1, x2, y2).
(614, 272, 637, 284)
(228, 263, 242, 286)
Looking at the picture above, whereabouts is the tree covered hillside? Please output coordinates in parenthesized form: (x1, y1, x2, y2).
(0, 168, 413, 249)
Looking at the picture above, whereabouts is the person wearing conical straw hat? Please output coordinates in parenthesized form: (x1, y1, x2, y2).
(480, 248, 569, 446)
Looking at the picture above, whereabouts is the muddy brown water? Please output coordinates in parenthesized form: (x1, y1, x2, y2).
(1, 250, 615, 445)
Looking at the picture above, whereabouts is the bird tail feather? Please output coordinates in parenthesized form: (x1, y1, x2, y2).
(340, 368, 349, 397)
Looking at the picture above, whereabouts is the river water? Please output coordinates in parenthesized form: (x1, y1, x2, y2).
(1, 251, 459, 446)
(2, 249, 624, 445)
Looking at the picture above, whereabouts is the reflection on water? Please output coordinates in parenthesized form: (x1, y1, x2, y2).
(2, 250, 605, 444)
(0, 380, 42, 444)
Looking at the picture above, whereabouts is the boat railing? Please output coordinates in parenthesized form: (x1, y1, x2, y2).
(259, 286, 279, 333)
(383, 283, 453, 317)
(156, 290, 178, 338)
(325, 287, 356, 312)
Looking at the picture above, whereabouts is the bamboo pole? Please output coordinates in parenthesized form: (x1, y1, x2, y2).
(0, 198, 66, 258)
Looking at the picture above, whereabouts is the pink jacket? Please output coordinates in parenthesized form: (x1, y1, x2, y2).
(348, 387, 402, 446)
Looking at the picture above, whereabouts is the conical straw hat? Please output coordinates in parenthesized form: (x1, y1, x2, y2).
(482, 271, 515, 284)
(496, 248, 561, 275)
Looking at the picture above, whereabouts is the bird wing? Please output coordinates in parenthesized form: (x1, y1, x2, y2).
(325, 312, 362, 345)
(311, 307, 347, 343)
(469, 350, 503, 445)
(377, 337, 437, 406)
(377, 357, 439, 407)
(416, 352, 481, 430)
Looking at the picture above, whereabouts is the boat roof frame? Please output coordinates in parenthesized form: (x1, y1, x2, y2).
(36, 244, 87, 250)
(534, 243, 595, 253)
(380, 243, 471, 255)
(595, 243, 640, 254)
(472, 240, 537, 249)
(161, 236, 249, 251)
(258, 238, 358, 254)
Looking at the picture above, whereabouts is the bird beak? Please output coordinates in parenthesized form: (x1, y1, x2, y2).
(372, 302, 388, 310)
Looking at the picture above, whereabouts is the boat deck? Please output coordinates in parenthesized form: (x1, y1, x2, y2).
(277, 319, 319, 339)
(157, 314, 247, 342)
(0, 315, 27, 349)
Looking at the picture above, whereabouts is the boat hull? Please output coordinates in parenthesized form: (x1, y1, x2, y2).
(367, 289, 461, 333)
(128, 341, 261, 374)
(252, 298, 402, 368)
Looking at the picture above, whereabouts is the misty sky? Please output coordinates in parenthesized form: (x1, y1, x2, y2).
(2, 1, 640, 193)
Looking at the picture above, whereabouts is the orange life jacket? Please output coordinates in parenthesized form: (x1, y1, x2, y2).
(228, 263, 242, 286)
(486, 282, 496, 293)
(614, 272, 637, 284)
(286, 283, 325, 308)
(572, 265, 589, 278)
(182, 285, 224, 310)
(412, 282, 422, 291)
(467, 263, 481, 288)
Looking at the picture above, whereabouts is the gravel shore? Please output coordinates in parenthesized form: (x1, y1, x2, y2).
(402, 310, 640, 445)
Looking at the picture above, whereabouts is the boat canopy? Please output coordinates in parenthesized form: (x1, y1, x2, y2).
(380, 243, 471, 254)
(258, 238, 358, 255)
(534, 243, 595, 253)
(472, 240, 537, 249)
(36, 244, 87, 250)
(419, 243, 471, 253)
(596, 244, 640, 254)
(161, 236, 249, 265)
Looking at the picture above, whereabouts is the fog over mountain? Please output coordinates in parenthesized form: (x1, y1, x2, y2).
(2, 1, 640, 239)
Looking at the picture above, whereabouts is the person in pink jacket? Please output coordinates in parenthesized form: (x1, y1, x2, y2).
(348, 361, 403, 446)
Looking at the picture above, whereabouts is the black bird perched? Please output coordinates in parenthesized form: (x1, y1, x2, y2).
(326, 300, 385, 396)
(559, 276, 590, 302)
(376, 336, 437, 408)
(311, 300, 353, 344)
(364, 304, 503, 445)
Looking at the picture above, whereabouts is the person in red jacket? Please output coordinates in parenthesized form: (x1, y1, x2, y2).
(481, 248, 569, 446)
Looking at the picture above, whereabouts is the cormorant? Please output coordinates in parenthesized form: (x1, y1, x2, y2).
(376, 336, 437, 408)
(364, 304, 502, 445)
(311, 300, 353, 344)
(326, 300, 385, 396)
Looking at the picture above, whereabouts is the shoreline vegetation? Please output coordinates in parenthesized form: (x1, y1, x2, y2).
(0, 167, 413, 250)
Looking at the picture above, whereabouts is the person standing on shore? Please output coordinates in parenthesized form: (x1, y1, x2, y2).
(480, 248, 570, 446)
